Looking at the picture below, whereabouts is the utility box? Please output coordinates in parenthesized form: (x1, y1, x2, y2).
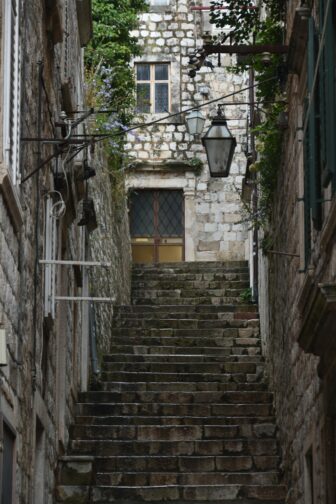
(0, 329, 7, 366)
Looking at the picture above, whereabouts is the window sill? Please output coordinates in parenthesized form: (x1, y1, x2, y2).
(0, 166, 23, 233)
(320, 195, 336, 251)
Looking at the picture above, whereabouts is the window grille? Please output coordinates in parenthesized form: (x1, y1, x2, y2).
(136, 63, 170, 114)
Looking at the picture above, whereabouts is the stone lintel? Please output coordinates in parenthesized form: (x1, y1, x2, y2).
(128, 160, 196, 173)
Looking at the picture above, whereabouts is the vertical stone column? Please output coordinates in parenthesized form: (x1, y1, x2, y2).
(184, 187, 196, 261)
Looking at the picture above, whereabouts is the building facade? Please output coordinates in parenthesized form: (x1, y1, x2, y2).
(125, 0, 250, 264)
(254, 1, 336, 503)
(0, 1, 131, 503)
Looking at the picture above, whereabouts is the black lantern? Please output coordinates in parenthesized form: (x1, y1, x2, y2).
(202, 106, 236, 177)
(185, 109, 206, 136)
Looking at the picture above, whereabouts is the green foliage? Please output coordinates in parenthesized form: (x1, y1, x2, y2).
(188, 157, 204, 175)
(210, 0, 284, 44)
(252, 102, 285, 222)
(239, 287, 253, 303)
(210, 0, 286, 224)
(85, 0, 148, 116)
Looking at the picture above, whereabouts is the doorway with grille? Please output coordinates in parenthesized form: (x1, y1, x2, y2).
(129, 189, 185, 263)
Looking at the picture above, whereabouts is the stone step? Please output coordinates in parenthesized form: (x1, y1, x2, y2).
(76, 403, 273, 418)
(131, 288, 246, 299)
(93, 454, 281, 473)
(79, 390, 272, 405)
(132, 297, 245, 305)
(114, 304, 258, 315)
(94, 471, 280, 486)
(112, 318, 259, 330)
(57, 484, 286, 503)
(132, 260, 249, 271)
(100, 371, 264, 383)
(102, 354, 262, 364)
(98, 381, 267, 392)
(70, 438, 278, 457)
(108, 337, 261, 350)
(74, 416, 276, 427)
(100, 361, 262, 374)
(111, 326, 255, 337)
(104, 346, 261, 358)
(132, 280, 250, 290)
(71, 423, 276, 442)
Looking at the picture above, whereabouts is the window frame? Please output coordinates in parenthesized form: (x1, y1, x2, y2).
(136, 62, 171, 114)
(3, 0, 21, 186)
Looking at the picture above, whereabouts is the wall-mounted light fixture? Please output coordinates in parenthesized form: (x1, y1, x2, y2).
(201, 106, 236, 177)
(185, 109, 206, 136)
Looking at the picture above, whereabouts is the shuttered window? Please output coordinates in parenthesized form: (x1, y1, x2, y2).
(3, 0, 21, 185)
(303, 6, 336, 268)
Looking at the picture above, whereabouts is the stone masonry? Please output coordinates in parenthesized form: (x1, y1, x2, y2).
(125, 0, 250, 261)
(56, 261, 286, 504)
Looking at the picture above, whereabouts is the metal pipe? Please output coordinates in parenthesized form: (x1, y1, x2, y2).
(39, 259, 112, 267)
(55, 296, 116, 302)
(89, 302, 100, 376)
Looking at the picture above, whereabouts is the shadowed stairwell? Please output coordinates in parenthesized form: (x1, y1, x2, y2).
(56, 261, 286, 504)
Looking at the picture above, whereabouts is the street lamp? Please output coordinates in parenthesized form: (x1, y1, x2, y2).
(185, 109, 206, 136)
(202, 106, 236, 177)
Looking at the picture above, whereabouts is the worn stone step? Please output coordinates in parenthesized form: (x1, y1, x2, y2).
(100, 361, 261, 374)
(74, 416, 276, 427)
(112, 319, 259, 331)
(109, 337, 261, 350)
(131, 288, 246, 299)
(79, 390, 272, 405)
(92, 454, 281, 473)
(76, 403, 273, 418)
(132, 296, 245, 306)
(100, 371, 264, 384)
(71, 422, 276, 442)
(132, 260, 248, 271)
(104, 353, 263, 364)
(103, 346, 261, 359)
(132, 280, 250, 290)
(70, 437, 278, 457)
(94, 470, 280, 486)
(114, 304, 258, 319)
(94, 484, 285, 502)
(114, 304, 258, 315)
(111, 326, 255, 338)
(98, 381, 267, 392)
(102, 354, 262, 365)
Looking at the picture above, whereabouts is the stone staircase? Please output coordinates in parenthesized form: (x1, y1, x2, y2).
(56, 261, 286, 504)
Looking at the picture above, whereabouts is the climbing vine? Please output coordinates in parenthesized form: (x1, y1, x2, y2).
(210, 0, 286, 223)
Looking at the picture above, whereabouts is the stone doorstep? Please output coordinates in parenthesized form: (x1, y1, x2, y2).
(57, 456, 94, 486)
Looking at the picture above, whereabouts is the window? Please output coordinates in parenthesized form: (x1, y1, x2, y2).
(3, 0, 21, 185)
(136, 63, 170, 114)
(303, 4, 336, 267)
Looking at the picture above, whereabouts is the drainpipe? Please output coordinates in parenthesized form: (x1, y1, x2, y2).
(249, 67, 259, 303)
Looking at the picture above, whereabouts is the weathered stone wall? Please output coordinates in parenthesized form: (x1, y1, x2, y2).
(89, 154, 132, 361)
(0, 1, 120, 503)
(125, 0, 249, 261)
(259, 1, 336, 500)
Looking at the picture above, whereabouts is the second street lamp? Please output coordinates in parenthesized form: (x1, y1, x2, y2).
(185, 109, 206, 136)
(202, 106, 236, 177)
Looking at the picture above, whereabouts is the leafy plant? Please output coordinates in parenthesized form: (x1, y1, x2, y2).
(239, 287, 253, 303)
(188, 157, 204, 175)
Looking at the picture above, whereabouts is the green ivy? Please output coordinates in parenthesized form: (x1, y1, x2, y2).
(210, 0, 286, 223)
(85, 0, 148, 117)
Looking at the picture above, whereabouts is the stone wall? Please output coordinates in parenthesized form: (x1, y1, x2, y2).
(0, 1, 128, 503)
(125, 0, 249, 261)
(89, 153, 132, 362)
(258, 1, 336, 501)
